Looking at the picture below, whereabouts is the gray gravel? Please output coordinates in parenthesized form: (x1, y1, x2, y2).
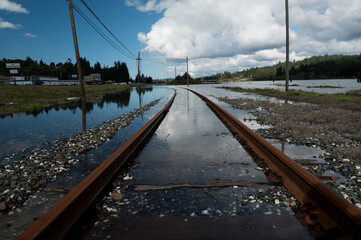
(0, 99, 160, 213)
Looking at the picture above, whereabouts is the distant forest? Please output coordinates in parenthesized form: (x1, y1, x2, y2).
(206, 54, 361, 81)
(0, 57, 153, 84)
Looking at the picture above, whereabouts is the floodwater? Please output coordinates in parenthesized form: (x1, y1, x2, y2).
(2, 79, 353, 238)
(1, 78, 359, 161)
(0, 86, 173, 160)
(83, 87, 313, 239)
(220, 78, 361, 94)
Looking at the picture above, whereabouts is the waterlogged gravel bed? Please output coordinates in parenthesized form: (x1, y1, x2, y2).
(218, 96, 361, 210)
(0, 99, 160, 213)
(83, 169, 304, 239)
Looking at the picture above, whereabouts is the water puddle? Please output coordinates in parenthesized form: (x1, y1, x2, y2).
(267, 139, 326, 164)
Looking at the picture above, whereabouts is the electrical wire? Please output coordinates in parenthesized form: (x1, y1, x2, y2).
(297, 0, 330, 55)
(87, 0, 137, 54)
(79, 0, 137, 59)
(72, 2, 136, 60)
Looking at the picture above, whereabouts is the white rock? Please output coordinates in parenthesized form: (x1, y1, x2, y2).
(202, 209, 210, 215)
(123, 175, 132, 180)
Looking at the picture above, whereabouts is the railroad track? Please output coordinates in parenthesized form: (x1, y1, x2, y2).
(19, 88, 361, 239)
(18, 91, 176, 240)
(187, 88, 361, 237)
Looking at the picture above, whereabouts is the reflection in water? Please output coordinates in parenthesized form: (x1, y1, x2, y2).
(187, 89, 189, 116)
(82, 99, 86, 132)
(98, 89, 131, 109)
(137, 87, 144, 121)
(134, 86, 153, 121)
(83, 151, 88, 176)
(134, 85, 154, 95)
(0, 89, 133, 119)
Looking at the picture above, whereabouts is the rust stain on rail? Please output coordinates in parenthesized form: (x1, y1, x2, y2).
(187, 88, 361, 237)
(18, 90, 176, 240)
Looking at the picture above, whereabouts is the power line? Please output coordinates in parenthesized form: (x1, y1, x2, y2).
(297, 0, 330, 55)
(72, 3, 135, 59)
(79, 0, 137, 59)
(86, 0, 137, 54)
(72, 2, 136, 60)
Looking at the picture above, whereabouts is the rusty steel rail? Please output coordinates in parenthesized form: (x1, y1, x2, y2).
(18, 91, 176, 240)
(187, 88, 361, 236)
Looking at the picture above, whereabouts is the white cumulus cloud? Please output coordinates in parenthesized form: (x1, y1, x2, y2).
(0, 0, 29, 13)
(129, 0, 361, 77)
(0, 17, 21, 29)
(24, 32, 37, 38)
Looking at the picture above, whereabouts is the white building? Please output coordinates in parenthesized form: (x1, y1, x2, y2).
(31, 76, 59, 85)
(9, 76, 32, 85)
(9, 76, 59, 85)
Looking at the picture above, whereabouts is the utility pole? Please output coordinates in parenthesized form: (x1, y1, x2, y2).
(175, 67, 177, 85)
(285, 0, 289, 92)
(186, 56, 189, 87)
(68, 0, 86, 131)
(137, 52, 141, 84)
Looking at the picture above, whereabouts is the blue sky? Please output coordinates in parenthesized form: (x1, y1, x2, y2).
(1, 0, 361, 79)
(0, 0, 161, 79)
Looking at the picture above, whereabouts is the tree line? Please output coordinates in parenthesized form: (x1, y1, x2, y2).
(204, 54, 361, 82)
(0, 57, 153, 84)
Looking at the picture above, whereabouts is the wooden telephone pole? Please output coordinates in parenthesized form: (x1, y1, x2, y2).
(137, 52, 141, 83)
(186, 56, 189, 87)
(175, 67, 177, 85)
(285, 0, 290, 91)
(68, 0, 86, 131)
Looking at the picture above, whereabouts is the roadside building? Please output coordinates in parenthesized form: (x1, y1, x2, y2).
(58, 80, 80, 85)
(0, 75, 10, 86)
(104, 80, 115, 85)
(8, 75, 59, 85)
(31, 76, 59, 85)
(84, 73, 102, 85)
(9, 76, 32, 85)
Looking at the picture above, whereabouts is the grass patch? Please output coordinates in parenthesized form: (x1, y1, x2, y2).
(306, 85, 343, 89)
(0, 85, 131, 116)
(218, 87, 361, 162)
(272, 83, 301, 87)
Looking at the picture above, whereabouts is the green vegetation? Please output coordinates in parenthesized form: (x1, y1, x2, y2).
(167, 72, 204, 85)
(203, 54, 361, 82)
(0, 85, 130, 116)
(0, 57, 155, 84)
(306, 85, 343, 89)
